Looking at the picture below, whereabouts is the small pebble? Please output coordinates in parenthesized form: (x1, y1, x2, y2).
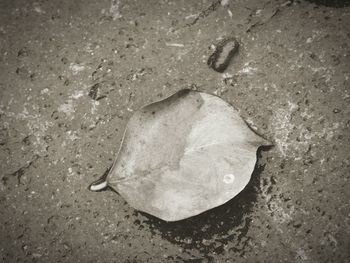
(88, 83, 107, 101)
(207, 38, 239, 73)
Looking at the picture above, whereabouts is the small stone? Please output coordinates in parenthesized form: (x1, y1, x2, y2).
(333, 108, 341, 113)
(61, 57, 68, 64)
(303, 157, 313, 165)
(88, 83, 107, 101)
(15, 66, 29, 77)
(32, 253, 42, 258)
(22, 135, 32, 145)
(183, 237, 192, 244)
(44, 135, 53, 143)
(18, 48, 29, 57)
(62, 243, 71, 251)
(30, 73, 37, 81)
(293, 220, 302, 228)
(207, 38, 239, 73)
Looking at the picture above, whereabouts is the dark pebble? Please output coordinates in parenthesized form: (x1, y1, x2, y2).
(61, 57, 68, 64)
(293, 221, 302, 228)
(89, 83, 105, 100)
(17, 48, 29, 57)
(207, 38, 239, 73)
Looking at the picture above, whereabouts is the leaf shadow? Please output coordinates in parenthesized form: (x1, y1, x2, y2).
(136, 146, 272, 256)
(305, 0, 350, 8)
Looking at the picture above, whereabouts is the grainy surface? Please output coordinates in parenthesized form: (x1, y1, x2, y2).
(0, 0, 349, 262)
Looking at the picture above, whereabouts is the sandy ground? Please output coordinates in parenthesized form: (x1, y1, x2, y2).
(0, 0, 349, 262)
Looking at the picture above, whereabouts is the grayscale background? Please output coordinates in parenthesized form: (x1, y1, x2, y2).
(0, 0, 349, 262)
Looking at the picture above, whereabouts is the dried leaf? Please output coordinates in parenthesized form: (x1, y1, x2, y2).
(90, 89, 271, 221)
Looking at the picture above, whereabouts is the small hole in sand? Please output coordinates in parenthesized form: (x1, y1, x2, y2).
(223, 174, 235, 184)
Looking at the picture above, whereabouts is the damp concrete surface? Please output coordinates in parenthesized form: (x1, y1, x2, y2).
(0, 0, 349, 262)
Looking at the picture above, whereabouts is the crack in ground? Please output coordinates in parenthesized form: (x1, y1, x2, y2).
(8, 154, 40, 184)
(246, 7, 280, 33)
(186, 0, 221, 27)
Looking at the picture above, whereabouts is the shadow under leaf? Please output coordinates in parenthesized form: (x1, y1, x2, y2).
(136, 146, 272, 255)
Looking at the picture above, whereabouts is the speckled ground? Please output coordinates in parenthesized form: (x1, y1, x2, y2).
(0, 0, 349, 262)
